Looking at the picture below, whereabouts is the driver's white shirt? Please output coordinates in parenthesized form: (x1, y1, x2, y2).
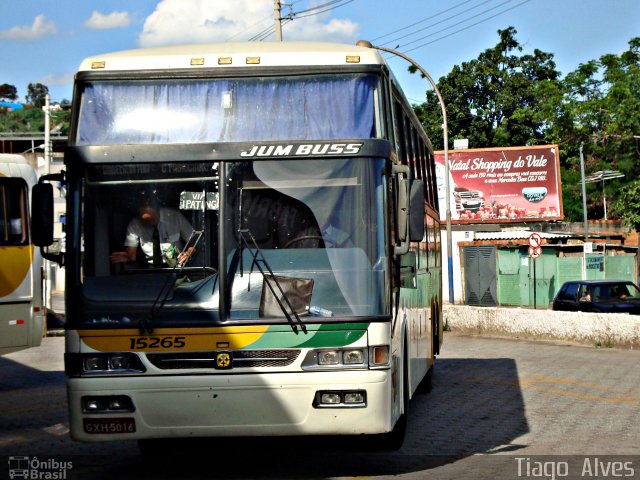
(124, 208, 193, 264)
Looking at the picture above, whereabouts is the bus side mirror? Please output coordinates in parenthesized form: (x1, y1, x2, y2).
(32, 172, 65, 266)
(393, 164, 410, 256)
(32, 183, 54, 247)
(408, 179, 425, 242)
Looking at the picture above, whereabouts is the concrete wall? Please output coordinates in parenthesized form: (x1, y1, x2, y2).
(444, 305, 640, 349)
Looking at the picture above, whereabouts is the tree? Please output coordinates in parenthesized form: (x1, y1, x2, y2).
(414, 27, 563, 150)
(550, 37, 640, 221)
(611, 180, 640, 232)
(0, 83, 18, 102)
(25, 82, 49, 108)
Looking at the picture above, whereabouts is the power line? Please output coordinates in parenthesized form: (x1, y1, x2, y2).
(291, 0, 349, 16)
(402, 0, 530, 54)
(378, 0, 495, 48)
(225, 13, 274, 41)
(249, 18, 293, 41)
(289, 0, 354, 20)
(371, 0, 480, 42)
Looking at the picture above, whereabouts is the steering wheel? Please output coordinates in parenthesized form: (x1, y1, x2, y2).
(283, 235, 338, 249)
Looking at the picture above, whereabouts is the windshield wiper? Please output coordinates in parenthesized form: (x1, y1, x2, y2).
(140, 230, 205, 334)
(238, 229, 307, 334)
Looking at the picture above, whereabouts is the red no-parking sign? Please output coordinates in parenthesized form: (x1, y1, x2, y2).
(528, 233, 542, 258)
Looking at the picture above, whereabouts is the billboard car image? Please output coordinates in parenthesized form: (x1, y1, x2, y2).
(435, 145, 563, 223)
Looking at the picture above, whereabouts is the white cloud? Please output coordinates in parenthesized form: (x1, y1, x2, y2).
(139, 0, 359, 47)
(0, 14, 57, 41)
(284, 17, 359, 42)
(39, 72, 75, 87)
(84, 11, 132, 30)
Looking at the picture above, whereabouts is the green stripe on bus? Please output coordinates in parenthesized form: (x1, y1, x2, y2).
(244, 322, 369, 349)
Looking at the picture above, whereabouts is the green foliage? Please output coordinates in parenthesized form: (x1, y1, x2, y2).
(0, 83, 18, 101)
(611, 180, 640, 232)
(25, 82, 49, 108)
(0, 103, 70, 135)
(0, 106, 43, 132)
(414, 27, 563, 150)
(550, 37, 640, 220)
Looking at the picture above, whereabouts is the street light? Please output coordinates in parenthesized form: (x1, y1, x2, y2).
(584, 169, 624, 220)
(356, 40, 454, 304)
(20, 144, 45, 155)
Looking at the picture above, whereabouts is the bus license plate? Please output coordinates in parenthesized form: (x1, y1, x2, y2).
(83, 418, 136, 434)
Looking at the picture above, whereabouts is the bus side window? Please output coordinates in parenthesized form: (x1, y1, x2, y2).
(0, 180, 27, 244)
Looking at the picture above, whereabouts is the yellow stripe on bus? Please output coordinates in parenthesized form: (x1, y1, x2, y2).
(78, 325, 270, 352)
(0, 245, 33, 297)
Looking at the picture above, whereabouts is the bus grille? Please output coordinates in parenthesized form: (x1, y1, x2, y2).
(146, 349, 301, 369)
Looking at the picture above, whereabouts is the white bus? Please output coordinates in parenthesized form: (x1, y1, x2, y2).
(33, 41, 443, 450)
(0, 154, 44, 354)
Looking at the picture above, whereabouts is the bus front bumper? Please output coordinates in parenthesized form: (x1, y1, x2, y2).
(67, 370, 394, 442)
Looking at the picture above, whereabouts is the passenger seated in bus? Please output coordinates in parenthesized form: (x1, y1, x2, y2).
(110, 197, 194, 267)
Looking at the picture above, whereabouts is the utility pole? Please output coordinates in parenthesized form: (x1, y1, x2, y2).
(274, 0, 283, 41)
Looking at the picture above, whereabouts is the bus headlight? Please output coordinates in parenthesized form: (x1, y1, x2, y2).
(318, 350, 340, 365)
(342, 349, 365, 365)
(65, 353, 146, 376)
(302, 346, 388, 370)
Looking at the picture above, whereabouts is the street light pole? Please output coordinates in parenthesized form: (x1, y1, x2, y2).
(43, 94, 51, 175)
(356, 41, 454, 304)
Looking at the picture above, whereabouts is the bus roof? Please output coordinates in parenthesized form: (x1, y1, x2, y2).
(0, 154, 38, 186)
(78, 41, 386, 73)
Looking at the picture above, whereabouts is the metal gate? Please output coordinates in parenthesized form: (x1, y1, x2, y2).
(464, 246, 497, 306)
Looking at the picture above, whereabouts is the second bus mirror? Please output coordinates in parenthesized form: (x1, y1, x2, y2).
(31, 183, 55, 247)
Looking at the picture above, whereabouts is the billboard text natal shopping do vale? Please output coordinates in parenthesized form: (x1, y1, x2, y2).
(434, 145, 563, 223)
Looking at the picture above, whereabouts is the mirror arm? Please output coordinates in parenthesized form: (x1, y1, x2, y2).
(38, 172, 65, 185)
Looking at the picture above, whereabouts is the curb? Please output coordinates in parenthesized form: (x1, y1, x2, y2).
(444, 304, 640, 349)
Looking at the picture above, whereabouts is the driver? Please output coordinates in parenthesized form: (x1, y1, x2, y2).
(110, 197, 194, 267)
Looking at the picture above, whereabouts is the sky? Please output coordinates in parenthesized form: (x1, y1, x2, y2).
(0, 0, 638, 105)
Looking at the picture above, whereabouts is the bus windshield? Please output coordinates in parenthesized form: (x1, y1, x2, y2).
(78, 157, 389, 327)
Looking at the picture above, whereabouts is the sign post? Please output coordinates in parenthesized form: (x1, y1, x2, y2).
(528, 233, 543, 308)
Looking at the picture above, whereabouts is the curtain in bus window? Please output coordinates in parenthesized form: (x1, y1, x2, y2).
(77, 75, 376, 145)
(252, 159, 386, 316)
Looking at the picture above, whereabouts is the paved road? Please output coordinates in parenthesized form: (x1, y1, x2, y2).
(1, 333, 639, 480)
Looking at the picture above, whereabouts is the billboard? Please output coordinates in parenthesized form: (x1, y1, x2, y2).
(434, 145, 563, 223)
